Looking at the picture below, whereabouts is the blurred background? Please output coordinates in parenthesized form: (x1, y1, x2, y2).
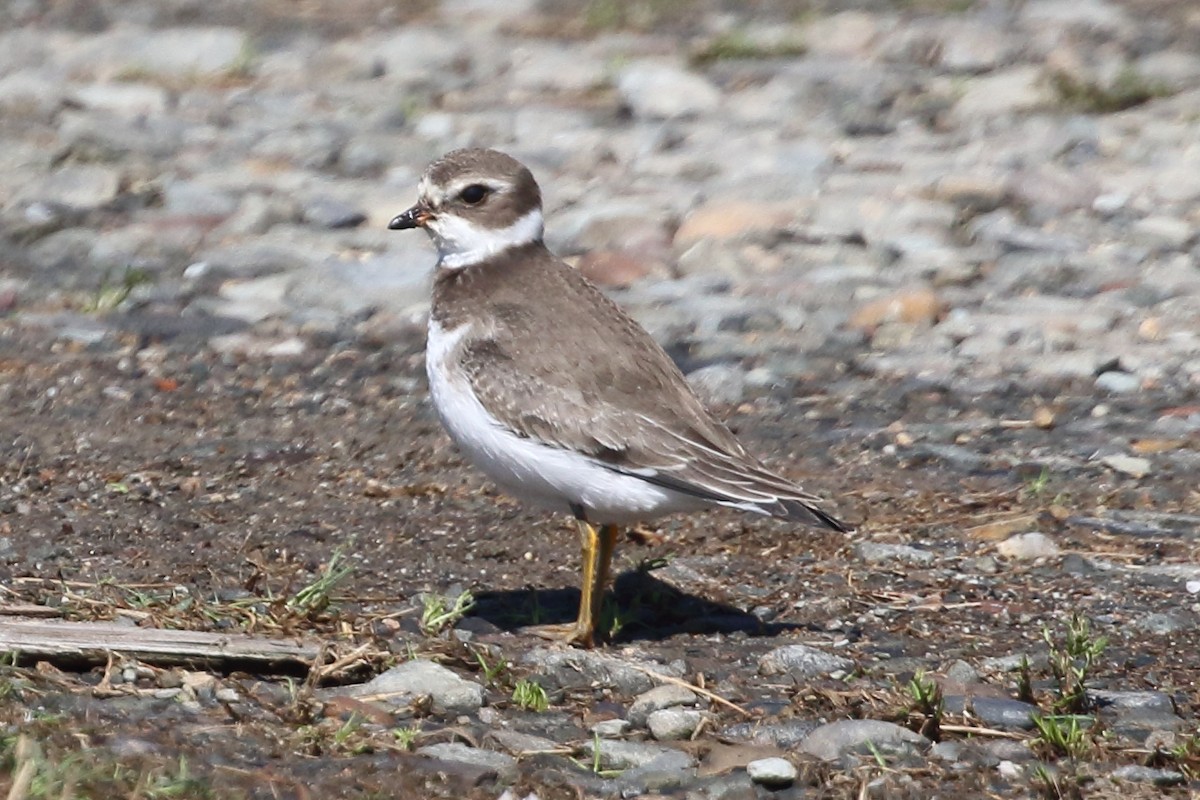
(0, 0, 1197, 392)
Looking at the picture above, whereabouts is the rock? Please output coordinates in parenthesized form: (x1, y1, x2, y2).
(575, 250, 658, 288)
(932, 173, 1009, 214)
(594, 739, 695, 771)
(855, 542, 935, 566)
(803, 11, 879, 58)
(1095, 370, 1140, 394)
(102, 26, 247, 77)
(1110, 765, 1186, 786)
(628, 684, 699, 728)
(996, 532, 1060, 560)
(647, 708, 706, 741)
(799, 719, 931, 761)
(758, 644, 852, 680)
(1100, 454, 1151, 478)
(617, 61, 720, 119)
(969, 697, 1037, 731)
(161, 180, 239, 218)
(1132, 216, 1194, 251)
(30, 165, 121, 210)
(591, 719, 632, 738)
(745, 756, 797, 788)
(849, 288, 941, 332)
(484, 729, 559, 756)
(674, 201, 797, 246)
(1090, 690, 1174, 713)
(944, 660, 980, 685)
(417, 742, 517, 782)
(301, 197, 367, 229)
(71, 83, 168, 116)
(686, 363, 746, 407)
(1132, 612, 1190, 635)
(951, 66, 1048, 121)
(719, 719, 821, 749)
(338, 659, 483, 715)
(522, 648, 684, 696)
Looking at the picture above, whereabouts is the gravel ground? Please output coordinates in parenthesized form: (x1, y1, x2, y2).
(0, 0, 1199, 798)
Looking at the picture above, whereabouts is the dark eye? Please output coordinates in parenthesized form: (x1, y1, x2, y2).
(459, 184, 489, 205)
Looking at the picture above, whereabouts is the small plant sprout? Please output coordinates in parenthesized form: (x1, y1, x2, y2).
(472, 648, 510, 686)
(392, 726, 420, 751)
(420, 589, 475, 635)
(1031, 713, 1092, 760)
(1043, 614, 1107, 714)
(288, 546, 353, 614)
(906, 670, 944, 740)
(511, 679, 549, 712)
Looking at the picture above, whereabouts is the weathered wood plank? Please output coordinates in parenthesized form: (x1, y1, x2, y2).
(0, 617, 319, 670)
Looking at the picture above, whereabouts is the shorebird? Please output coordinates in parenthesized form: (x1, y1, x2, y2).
(389, 148, 848, 647)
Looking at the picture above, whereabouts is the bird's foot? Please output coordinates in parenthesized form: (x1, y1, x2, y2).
(525, 621, 596, 649)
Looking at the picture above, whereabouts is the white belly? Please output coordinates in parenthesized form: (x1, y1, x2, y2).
(425, 318, 710, 524)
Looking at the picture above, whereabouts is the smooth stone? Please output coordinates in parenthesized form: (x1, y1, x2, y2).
(628, 684, 699, 728)
(1090, 690, 1174, 713)
(1095, 370, 1140, 394)
(522, 648, 684, 695)
(591, 718, 632, 738)
(594, 739, 694, 771)
(71, 82, 168, 116)
(799, 719, 931, 761)
(745, 756, 797, 788)
(301, 197, 367, 229)
(758, 644, 852, 680)
(944, 660, 980, 685)
(484, 729, 559, 756)
(1110, 765, 1186, 786)
(31, 165, 121, 210)
(417, 742, 517, 782)
(1100, 454, 1152, 478)
(686, 363, 746, 407)
(855, 541, 935, 566)
(718, 719, 821, 749)
(647, 708, 706, 741)
(617, 61, 720, 119)
(996, 532, 1061, 560)
(970, 697, 1037, 731)
(339, 659, 483, 715)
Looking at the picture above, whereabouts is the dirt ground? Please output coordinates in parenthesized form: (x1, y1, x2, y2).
(0, 321, 1197, 798)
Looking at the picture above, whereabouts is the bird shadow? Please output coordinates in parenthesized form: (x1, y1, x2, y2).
(467, 568, 804, 644)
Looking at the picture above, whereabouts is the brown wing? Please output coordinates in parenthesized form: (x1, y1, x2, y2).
(445, 246, 848, 532)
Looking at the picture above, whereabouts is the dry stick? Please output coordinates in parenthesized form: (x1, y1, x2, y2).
(629, 665, 751, 718)
(940, 723, 1027, 739)
(310, 642, 377, 683)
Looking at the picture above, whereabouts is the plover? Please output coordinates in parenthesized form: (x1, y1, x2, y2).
(390, 148, 849, 647)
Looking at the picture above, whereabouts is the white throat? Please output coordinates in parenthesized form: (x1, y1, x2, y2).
(428, 208, 544, 270)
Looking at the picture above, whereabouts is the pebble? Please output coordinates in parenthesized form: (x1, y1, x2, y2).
(1109, 765, 1186, 786)
(628, 684, 699, 728)
(996, 532, 1060, 560)
(336, 659, 483, 715)
(745, 757, 797, 788)
(1095, 370, 1140, 394)
(523, 648, 683, 695)
(1101, 454, 1152, 478)
(594, 739, 695, 771)
(758, 644, 852, 680)
(799, 720, 931, 761)
(617, 61, 720, 119)
(968, 697, 1038, 731)
(647, 708, 706, 741)
(855, 541, 935, 566)
(417, 742, 518, 783)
